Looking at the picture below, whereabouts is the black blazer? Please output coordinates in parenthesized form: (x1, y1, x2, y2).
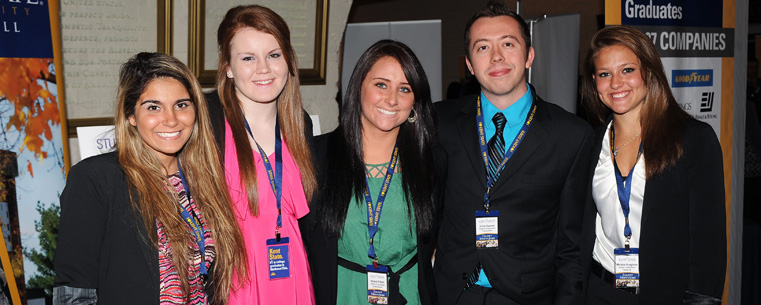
(580, 118, 726, 304)
(304, 129, 447, 305)
(434, 87, 593, 305)
(54, 152, 161, 304)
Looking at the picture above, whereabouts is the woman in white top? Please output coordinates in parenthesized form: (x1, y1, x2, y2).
(579, 25, 726, 305)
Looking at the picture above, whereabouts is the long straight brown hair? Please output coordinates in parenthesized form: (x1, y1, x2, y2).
(581, 26, 690, 178)
(215, 5, 316, 215)
(114, 52, 246, 304)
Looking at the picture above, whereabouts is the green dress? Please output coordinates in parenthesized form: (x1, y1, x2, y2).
(336, 163, 420, 305)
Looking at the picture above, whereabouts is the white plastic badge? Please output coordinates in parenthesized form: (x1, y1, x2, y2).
(614, 247, 639, 289)
(366, 264, 389, 304)
(475, 210, 499, 248)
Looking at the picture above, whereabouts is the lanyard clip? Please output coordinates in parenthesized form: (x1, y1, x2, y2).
(275, 227, 281, 242)
(624, 237, 630, 251)
(373, 257, 379, 269)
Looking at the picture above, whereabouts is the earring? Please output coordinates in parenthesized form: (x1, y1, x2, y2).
(407, 109, 418, 123)
(227, 71, 233, 78)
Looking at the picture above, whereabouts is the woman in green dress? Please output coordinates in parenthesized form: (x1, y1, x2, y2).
(305, 40, 445, 305)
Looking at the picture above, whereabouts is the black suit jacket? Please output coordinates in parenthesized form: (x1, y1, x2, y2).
(580, 118, 726, 304)
(434, 87, 593, 305)
(54, 152, 161, 304)
(304, 129, 447, 305)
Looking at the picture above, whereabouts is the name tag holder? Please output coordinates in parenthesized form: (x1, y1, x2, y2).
(267, 237, 290, 280)
(474, 97, 536, 250)
(366, 264, 389, 304)
(614, 247, 639, 291)
(475, 210, 499, 248)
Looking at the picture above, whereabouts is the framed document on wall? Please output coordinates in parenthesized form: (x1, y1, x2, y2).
(65, 0, 329, 133)
(184, 0, 329, 86)
(61, 0, 161, 133)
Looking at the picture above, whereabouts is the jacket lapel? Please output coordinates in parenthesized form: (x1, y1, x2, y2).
(491, 98, 549, 191)
(456, 97, 488, 190)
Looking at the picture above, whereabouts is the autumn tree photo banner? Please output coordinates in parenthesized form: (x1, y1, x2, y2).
(0, 0, 68, 297)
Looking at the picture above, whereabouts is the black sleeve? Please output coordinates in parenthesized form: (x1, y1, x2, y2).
(298, 110, 317, 245)
(684, 123, 726, 302)
(54, 160, 113, 289)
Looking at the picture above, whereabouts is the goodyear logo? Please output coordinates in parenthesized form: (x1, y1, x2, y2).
(672, 69, 712, 88)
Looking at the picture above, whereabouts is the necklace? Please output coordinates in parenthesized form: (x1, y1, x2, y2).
(613, 131, 641, 157)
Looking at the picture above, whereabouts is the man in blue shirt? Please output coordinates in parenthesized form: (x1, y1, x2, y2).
(434, 2, 593, 304)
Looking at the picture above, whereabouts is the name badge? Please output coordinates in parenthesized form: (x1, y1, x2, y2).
(366, 264, 389, 304)
(614, 247, 639, 289)
(266, 237, 290, 280)
(475, 210, 499, 248)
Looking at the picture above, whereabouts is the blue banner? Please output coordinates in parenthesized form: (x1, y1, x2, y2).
(621, 0, 723, 28)
(0, 0, 53, 58)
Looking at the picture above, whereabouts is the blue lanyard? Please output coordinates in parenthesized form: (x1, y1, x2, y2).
(609, 124, 643, 250)
(476, 96, 536, 211)
(176, 160, 207, 275)
(243, 117, 283, 240)
(364, 144, 398, 264)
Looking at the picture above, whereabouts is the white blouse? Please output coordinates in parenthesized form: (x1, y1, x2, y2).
(592, 121, 647, 273)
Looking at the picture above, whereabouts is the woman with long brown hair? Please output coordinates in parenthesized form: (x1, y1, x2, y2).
(580, 26, 725, 304)
(206, 5, 317, 304)
(53, 52, 246, 304)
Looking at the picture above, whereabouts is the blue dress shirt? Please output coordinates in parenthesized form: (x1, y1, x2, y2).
(475, 83, 533, 288)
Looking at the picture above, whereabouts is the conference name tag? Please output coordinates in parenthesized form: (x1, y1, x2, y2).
(366, 264, 389, 304)
(475, 210, 499, 248)
(266, 237, 290, 280)
(614, 247, 640, 289)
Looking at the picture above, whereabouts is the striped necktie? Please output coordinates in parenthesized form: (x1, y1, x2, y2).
(487, 112, 507, 180)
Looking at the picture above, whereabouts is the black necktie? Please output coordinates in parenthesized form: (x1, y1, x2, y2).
(466, 113, 508, 289)
(487, 112, 507, 180)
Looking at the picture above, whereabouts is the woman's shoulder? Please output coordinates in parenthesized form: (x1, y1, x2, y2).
(682, 117, 719, 145)
(314, 129, 346, 159)
(63, 152, 128, 211)
(683, 116, 714, 132)
(677, 118, 722, 166)
(72, 151, 121, 172)
(68, 152, 125, 186)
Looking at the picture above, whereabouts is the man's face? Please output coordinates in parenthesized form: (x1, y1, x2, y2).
(466, 16, 534, 105)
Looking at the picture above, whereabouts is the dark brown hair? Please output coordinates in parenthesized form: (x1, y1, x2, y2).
(581, 25, 689, 178)
(463, 0, 531, 58)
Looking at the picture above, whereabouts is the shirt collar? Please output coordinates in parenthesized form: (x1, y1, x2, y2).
(480, 83, 532, 128)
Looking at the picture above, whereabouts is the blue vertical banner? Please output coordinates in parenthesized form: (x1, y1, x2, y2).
(0, 0, 69, 301)
(0, 0, 54, 58)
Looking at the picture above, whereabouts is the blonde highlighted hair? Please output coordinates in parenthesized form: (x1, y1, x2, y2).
(114, 52, 246, 304)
